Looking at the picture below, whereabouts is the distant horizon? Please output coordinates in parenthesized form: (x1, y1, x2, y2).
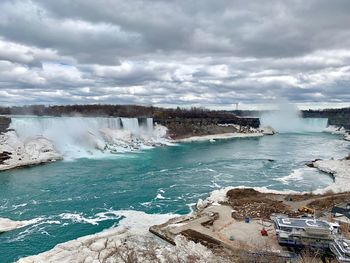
(1, 102, 350, 112)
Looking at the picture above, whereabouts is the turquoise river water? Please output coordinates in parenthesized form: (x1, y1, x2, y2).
(0, 132, 349, 262)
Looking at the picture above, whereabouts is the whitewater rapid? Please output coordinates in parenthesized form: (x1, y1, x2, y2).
(9, 116, 168, 159)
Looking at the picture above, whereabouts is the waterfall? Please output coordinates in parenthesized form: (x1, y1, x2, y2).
(120, 118, 140, 134)
(9, 116, 164, 159)
(260, 103, 328, 133)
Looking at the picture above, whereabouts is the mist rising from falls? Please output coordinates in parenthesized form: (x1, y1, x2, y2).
(260, 103, 328, 133)
(10, 117, 168, 159)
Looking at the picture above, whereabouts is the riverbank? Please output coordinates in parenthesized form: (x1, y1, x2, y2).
(0, 218, 27, 233)
(16, 211, 225, 263)
(323, 125, 350, 142)
(0, 217, 41, 234)
(313, 156, 350, 193)
(174, 132, 263, 143)
(18, 186, 350, 262)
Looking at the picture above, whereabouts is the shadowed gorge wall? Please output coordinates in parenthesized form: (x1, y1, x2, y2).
(0, 116, 11, 134)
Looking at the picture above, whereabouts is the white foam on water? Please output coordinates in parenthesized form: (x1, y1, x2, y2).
(112, 210, 176, 236)
(59, 212, 121, 225)
(11, 203, 28, 209)
(275, 168, 305, 184)
(323, 125, 347, 135)
(186, 203, 196, 214)
(57, 209, 176, 236)
(4, 216, 55, 242)
(20, 217, 46, 227)
(155, 193, 166, 199)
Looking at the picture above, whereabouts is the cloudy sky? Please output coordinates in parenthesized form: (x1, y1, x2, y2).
(0, 0, 350, 109)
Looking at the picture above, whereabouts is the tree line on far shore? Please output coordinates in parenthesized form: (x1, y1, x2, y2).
(0, 104, 237, 120)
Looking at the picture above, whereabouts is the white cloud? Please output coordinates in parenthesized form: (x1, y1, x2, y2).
(0, 0, 349, 107)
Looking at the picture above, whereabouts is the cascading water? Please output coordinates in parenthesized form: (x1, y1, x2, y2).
(9, 116, 166, 159)
(120, 118, 140, 134)
(260, 103, 328, 133)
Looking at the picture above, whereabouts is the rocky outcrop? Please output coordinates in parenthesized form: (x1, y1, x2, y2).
(0, 116, 11, 134)
(0, 151, 12, 164)
(155, 118, 260, 139)
(313, 157, 350, 194)
(0, 217, 27, 233)
(17, 211, 218, 263)
(323, 125, 350, 142)
(0, 131, 63, 171)
(260, 126, 276, 135)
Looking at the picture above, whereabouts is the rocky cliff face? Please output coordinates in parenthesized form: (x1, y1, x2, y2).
(154, 117, 260, 139)
(0, 116, 11, 134)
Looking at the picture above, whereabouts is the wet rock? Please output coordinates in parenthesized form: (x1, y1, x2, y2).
(0, 116, 11, 134)
(261, 126, 276, 135)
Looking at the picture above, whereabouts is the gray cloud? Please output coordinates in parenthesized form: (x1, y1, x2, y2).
(0, 0, 349, 108)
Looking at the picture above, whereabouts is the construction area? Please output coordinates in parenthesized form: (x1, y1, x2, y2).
(150, 189, 350, 262)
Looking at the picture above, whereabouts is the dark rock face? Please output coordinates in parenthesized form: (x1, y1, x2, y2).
(0, 151, 12, 165)
(154, 117, 259, 139)
(0, 117, 11, 134)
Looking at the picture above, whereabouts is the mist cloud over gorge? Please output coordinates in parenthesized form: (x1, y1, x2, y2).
(0, 0, 350, 107)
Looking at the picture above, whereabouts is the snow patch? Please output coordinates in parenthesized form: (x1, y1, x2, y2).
(0, 131, 62, 171)
(16, 211, 190, 263)
(0, 217, 42, 233)
(313, 158, 350, 194)
(323, 125, 347, 135)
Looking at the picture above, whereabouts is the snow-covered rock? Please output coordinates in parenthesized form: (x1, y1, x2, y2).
(0, 131, 62, 171)
(0, 217, 26, 233)
(0, 217, 40, 233)
(153, 124, 168, 139)
(323, 126, 350, 142)
(260, 126, 276, 135)
(196, 187, 232, 210)
(313, 158, 350, 194)
(100, 128, 133, 144)
(17, 211, 221, 263)
(323, 125, 347, 135)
